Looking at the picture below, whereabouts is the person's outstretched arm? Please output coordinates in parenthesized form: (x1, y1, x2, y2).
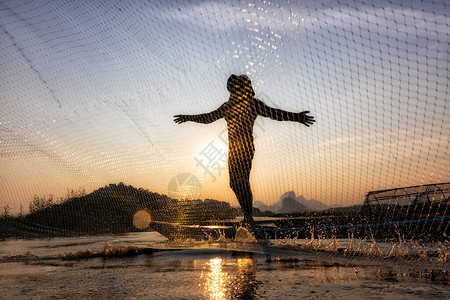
(174, 103, 227, 124)
(255, 99, 315, 127)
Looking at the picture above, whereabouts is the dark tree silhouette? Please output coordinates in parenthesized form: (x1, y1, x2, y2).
(174, 74, 315, 227)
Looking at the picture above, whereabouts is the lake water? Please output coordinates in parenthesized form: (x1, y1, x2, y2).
(0, 232, 448, 299)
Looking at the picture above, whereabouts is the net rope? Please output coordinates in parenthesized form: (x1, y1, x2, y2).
(0, 0, 448, 241)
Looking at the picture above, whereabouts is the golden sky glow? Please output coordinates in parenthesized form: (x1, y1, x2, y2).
(1, 1, 449, 213)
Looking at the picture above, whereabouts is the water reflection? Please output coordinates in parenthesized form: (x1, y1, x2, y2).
(201, 256, 257, 299)
(202, 258, 229, 299)
(234, 258, 257, 299)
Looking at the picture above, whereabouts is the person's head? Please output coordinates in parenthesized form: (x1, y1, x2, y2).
(227, 74, 255, 97)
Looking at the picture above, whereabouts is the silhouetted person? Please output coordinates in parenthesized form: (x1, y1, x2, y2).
(174, 74, 315, 228)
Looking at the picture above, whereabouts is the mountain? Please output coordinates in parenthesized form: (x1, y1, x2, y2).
(253, 201, 270, 212)
(280, 191, 329, 211)
(280, 197, 308, 213)
(253, 191, 329, 213)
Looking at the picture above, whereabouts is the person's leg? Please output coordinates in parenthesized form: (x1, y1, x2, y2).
(229, 152, 256, 228)
(231, 181, 252, 216)
(239, 181, 256, 227)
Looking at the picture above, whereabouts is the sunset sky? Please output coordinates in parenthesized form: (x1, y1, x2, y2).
(1, 0, 449, 213)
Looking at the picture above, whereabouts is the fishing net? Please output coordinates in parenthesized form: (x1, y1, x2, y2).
(1, 0, 449, 252)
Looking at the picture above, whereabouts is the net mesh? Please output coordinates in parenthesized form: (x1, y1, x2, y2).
(0, 1, 449, 244)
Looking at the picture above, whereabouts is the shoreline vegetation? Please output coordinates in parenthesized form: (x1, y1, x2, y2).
(0, 183, 447, 241)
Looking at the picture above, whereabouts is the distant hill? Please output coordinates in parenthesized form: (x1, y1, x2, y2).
(280, 191, 329, 211)
(280, 197, 308, 213)
(0, 183, 238, 238)
(254, 191, 329, 213)
(252, 201, 271, 212)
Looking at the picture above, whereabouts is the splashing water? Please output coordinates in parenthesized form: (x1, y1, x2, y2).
(234, 227, 257, 244)
(271, 231, 449, 265)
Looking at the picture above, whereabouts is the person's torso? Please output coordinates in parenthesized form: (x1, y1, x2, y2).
(224, 95, 258, 143)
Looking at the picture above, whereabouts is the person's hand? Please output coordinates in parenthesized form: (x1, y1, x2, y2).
(174, 115, 190, 124)
(298, 111, 315, 127)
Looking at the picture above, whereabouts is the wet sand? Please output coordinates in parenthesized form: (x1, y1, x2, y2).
(0, 249, 448, 299)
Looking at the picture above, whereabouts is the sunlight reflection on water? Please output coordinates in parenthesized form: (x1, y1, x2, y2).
(200, 256, 258, 299)
(202, 258, 228, 299)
